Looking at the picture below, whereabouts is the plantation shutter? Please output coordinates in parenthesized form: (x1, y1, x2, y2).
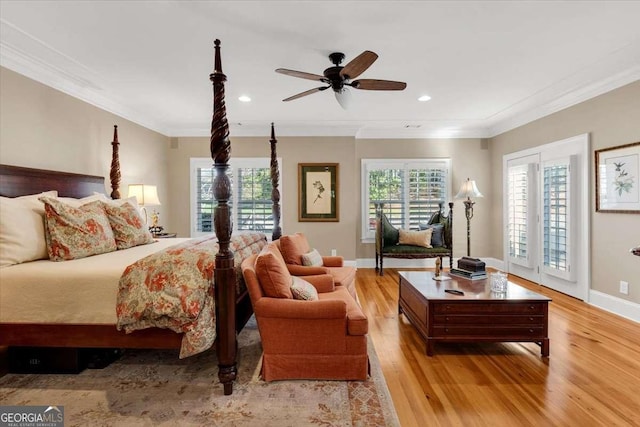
(190, 158, 280, 237)
(507, 162, 535, 267)
(235, 166, 274, 232)
(362, 159, 451, 240)
(542, 156, 576, 281)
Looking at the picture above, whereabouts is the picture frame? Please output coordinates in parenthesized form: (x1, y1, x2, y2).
(298, 163, 339, 222)
(595, 141, 640, 213)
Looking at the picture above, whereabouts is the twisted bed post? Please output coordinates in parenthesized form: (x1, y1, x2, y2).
(270, 123, 282, 240)
(209, 39, 236, 396)
(110, 125, 121, 200)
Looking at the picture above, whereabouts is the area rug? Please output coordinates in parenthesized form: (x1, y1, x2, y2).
(0, 319, 400, 427)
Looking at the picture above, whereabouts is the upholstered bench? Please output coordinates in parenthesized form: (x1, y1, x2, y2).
(375, 202, 453, 276)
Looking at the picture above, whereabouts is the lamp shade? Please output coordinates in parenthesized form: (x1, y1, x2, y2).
(455, 178, 483, 199)
(127, 184, 161, 206)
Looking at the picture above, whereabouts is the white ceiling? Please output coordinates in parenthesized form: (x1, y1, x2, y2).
(2, 1, 640, 139)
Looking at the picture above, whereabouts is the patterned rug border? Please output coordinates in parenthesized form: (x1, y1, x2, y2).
(0, 320, 401, 427)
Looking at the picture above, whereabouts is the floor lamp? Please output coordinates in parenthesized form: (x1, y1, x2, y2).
(455, 178, 483, 257)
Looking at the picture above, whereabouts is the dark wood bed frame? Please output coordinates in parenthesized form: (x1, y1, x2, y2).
(0, 40, 281, 395)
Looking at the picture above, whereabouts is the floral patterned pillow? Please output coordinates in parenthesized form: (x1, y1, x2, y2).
(290, 276, 319, 301)
(39, 197, 117, 261)
(102, 201, 154, 249)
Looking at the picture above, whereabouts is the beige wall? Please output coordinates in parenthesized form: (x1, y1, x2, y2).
(354, 138, 492, 260)
(167, 136, 357, 258)
(489, 80, 640, 303)
(166, 136, 493, 262)
(0, 67, 172, 225)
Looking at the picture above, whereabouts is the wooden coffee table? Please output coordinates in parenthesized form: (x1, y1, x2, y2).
(398, 271, 551, 357)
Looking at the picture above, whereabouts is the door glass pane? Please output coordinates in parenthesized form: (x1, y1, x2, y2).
(543, 164, 569, 272)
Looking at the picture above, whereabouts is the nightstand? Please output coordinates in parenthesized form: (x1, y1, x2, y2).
(153, 232, 177, 238)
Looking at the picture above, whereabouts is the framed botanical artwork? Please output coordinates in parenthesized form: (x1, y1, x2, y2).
(298, 163, 339, 222)
(595, 141, 640, 213)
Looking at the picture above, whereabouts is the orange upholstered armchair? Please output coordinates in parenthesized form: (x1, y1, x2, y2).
(274, 233, 357, 299)
(240, 243, 369, 382)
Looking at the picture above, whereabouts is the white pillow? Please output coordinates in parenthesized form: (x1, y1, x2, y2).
(0, 190, 58, 267)
(57, 193, 108, 207)
(57, 194, 142, 217)
(301, 248, 324, 267)
(105, 196, 140, 208)
(290, 276, 319, 301)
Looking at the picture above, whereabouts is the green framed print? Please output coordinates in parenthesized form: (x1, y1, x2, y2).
(298, 163, 339, 222)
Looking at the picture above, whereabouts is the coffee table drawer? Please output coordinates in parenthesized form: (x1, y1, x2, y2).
(433, 326, 545, 338)
(433, 302, 544, 315)
(401, 284, 427, 325)
(434, 314, 545, 325)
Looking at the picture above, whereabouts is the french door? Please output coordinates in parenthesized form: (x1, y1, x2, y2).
(503, 134, 590, 301)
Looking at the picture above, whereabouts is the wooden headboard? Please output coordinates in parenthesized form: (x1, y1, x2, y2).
(0, 164, 105, 198)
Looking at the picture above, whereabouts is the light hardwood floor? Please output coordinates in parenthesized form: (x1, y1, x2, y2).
(356, 268, 640, 427)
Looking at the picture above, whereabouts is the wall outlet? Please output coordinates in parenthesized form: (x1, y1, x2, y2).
(331, 249, 337, 256)
(619, 281, 629, 295)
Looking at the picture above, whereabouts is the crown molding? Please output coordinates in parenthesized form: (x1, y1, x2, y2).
(487, 40, 640, 137)
(0, 19, 170, 135)
(2, 18, 638, 141)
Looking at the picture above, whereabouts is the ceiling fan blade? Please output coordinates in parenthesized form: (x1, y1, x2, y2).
(340, 51, 378, 79)
(351, 79, 407, 91)
(283, 86, 329, 102)
(275, 68, 326, 81)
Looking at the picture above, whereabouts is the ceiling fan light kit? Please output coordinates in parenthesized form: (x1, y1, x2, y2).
(276, 50, 407, 108)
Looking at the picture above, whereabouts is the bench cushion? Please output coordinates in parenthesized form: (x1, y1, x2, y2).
(382, 244, 448, 255)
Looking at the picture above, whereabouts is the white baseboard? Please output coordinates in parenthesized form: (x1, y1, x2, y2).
(356, 257, 504, 270)
(589, 290, 640, 323)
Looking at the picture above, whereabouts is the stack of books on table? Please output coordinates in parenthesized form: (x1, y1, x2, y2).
(449, 268, 488, 280)
(449, 257, 487, 280)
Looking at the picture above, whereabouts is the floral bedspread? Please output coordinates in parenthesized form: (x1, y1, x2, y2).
(116, 232, 267, 358)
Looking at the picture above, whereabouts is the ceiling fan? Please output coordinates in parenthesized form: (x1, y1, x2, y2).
(275, 50, 407, 108)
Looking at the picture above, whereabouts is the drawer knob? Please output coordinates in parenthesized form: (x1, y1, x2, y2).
(529, 329, 534, 333)
(445, 317, 450, 321)
(529, 317, 534, 321)
(529, 305, 535, 310)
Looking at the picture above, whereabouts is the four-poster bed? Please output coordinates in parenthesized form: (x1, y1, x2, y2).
(0, 40, 282, 395)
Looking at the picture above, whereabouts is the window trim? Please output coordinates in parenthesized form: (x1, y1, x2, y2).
(361, 158, 451, 242)
(190, 157, 282, 238)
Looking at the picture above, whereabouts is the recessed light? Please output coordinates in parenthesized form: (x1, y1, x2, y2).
(418, 95, 431, 102)
(238, 95, 251, 102)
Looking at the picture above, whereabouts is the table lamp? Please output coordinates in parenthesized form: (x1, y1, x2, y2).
(127, 184, 161, 230)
